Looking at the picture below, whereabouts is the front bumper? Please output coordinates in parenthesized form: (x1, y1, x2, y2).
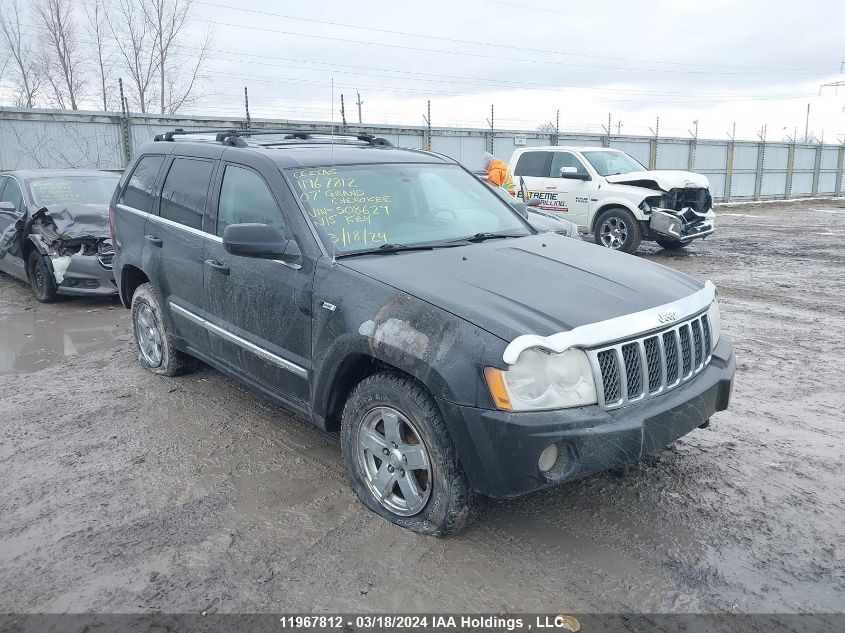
(54, 253, 118, 297)
(440, 336, 735, 498)
(649, 209, 715, 242)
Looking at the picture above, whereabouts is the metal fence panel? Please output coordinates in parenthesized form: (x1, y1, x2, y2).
(818, 172, 838, 194)
(791, 172, 814, 195)
(656, 142, 689, 169)
(763, 145, 790, 169)
(733, 144, 759, 170)
(794, 147, 817, 170)
(820, 148, 839, 170)
(704, 173, 726, 199)
(695, 143, 728, 170)
(731, 173, 757, 198)
(761, 172, 787, 196)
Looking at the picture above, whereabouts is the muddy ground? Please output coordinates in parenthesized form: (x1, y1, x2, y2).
(0, 200, 843, 615)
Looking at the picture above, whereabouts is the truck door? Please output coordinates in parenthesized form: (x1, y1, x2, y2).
(547, 151, 594, 228)
(511, 150, 553, 205)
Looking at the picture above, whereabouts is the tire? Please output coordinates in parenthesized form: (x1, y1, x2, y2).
(27, 250, 58, 303)
(130, 282, 194, 376)
(656, 239, 688, 251)
(594, 207, 642, 254)
(341, 371, 479, 536)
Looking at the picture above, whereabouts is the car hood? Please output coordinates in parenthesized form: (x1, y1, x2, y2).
(32, 204, 110, 240)
(340, 233, 704, 344)
(605, 170, 710, 191)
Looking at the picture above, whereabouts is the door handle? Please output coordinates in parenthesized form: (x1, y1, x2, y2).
(204, 259, 230, 275)
(144, 234, 162, 247)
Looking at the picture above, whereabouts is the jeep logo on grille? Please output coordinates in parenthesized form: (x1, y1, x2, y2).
(658, 311, 678, 324)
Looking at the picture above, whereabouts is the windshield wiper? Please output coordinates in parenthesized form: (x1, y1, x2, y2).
(449, 232, 525, 243)
(336, 242, 465, 258)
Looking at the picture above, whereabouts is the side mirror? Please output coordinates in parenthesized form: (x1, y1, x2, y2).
(559, 167, 591, 181)
(527, 197, 543, 207)
(223, 223, 299, 263)
(508, 198, 529, 219)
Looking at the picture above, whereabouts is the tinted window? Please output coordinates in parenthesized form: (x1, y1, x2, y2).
(217, 165, 286, 238)
(550, 151, 589, 177)
(1, 177, 24, 214)
(582, 150, 645, 177)
(120, 156, 164, 213)
(513, 151, 552, 177)
(160, 158, 214, 230)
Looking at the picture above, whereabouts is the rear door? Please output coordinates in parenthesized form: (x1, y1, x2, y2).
(547, 150, 594, 227)
(511, 150, 551, 203)
(0, 176, 28, 278)
(146, 155, 218, 353)
(202, 159, 312, 405)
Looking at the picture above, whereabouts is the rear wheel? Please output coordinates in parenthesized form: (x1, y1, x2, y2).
(594, 208, 642, 253)
(131, 283, 194, 376)
(656, 239, 688, 251)
(27, 250, 58, 303)
(341, 372, 478, 536)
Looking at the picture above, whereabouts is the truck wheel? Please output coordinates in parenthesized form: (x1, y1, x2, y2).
(27, 250, 58, 303)
(656, 239, 687, 250)
(341, 372, 479, 536)
(130, 283, 194, 376)
(594, 208, 642, 253)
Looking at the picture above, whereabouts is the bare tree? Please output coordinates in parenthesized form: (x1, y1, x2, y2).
(106, 0, 158, 113)
(0, 0, 41, 107)
(537, 122, 557, 134)
(143, 0, 211, 114)
(83, 0, 114, 111)
(36, 0, 85, 110)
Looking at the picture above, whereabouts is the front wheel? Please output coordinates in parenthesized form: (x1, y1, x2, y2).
(656, 239, 688, 250)
(27, 250, 58, 303)
(594, 208, 642, 253)
(341, 372, 479, 536)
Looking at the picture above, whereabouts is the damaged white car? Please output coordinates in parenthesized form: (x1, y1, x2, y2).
(509, 147, 715, 253)
(0, 170, 120, 301)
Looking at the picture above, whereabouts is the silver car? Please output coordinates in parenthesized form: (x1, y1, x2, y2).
(0, 169, 120, 301)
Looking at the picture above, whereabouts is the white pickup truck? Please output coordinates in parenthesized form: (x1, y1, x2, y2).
(509, 146, 716, 253)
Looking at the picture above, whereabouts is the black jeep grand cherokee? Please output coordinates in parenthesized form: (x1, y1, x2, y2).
(111, 129, 735, 535)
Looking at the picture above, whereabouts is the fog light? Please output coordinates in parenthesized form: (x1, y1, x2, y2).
(538, 444, 558, 472)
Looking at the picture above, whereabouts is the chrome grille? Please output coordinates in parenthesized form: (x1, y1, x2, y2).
(587, 312, 712, 410)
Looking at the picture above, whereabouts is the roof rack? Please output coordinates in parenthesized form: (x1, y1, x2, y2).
(153, 128, 393, 148)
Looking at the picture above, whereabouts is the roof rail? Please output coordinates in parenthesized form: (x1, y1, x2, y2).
(153, 127, 393, 148)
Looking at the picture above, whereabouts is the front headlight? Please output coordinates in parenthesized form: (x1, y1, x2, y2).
(484, 348, 597, 411)
(707, 300, 721, 351)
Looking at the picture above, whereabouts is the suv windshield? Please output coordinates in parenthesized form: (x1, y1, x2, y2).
(288, 163, 530, 255)
(581, 150, 645, 177)
(29, 175, 120, 207)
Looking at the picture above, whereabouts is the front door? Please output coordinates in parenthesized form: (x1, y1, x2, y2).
(547, 151, 594, 228)
(0, 176, 27, 278)
(203, 162, 312, 405)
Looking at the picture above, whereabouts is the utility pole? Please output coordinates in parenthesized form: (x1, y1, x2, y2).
(804, 103, 810, 143)
(422, 100, 432, 151)
(340, 94, 347, 127)
(616, 120, 622, 135)
(118, 78, 131, 166)
(486, 104, 494, 153)
(244, 86, 251, 129)
(356, 90, 363, 124)
(555, 109, 560, 145)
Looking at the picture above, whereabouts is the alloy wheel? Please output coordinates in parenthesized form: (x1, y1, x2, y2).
(600, 217, 628, 249)
(356, 406, 432, 516)
(135, 304, 163, 367)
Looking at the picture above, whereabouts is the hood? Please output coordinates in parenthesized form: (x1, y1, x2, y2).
(33, 204, 110, 240)
(606, 170, 710, 191)
(340, 234, 704, 343)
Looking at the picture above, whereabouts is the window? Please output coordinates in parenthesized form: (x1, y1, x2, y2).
(581, 150, 645, 177)
(217, 165, 286, 238)
(29, 175, 120, 207)
(513, 151, 552, 177)
(550, 152, 589, 177)
(0, 177, 23, 214)
(120, 155, 164, 213)
(160, 158, 214, 230)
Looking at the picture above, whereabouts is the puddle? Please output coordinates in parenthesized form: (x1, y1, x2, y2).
(0, 306, 128, 375)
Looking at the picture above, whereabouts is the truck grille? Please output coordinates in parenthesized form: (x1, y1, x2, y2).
(587, 312, 712, 410)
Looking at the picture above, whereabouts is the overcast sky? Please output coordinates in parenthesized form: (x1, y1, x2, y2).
(9, 0, 845, 142)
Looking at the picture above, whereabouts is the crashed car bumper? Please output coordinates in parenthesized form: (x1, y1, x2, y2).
(649, 209, 715, 242)
(439, 336, 734, 499)
(53, 253, 117, 296)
